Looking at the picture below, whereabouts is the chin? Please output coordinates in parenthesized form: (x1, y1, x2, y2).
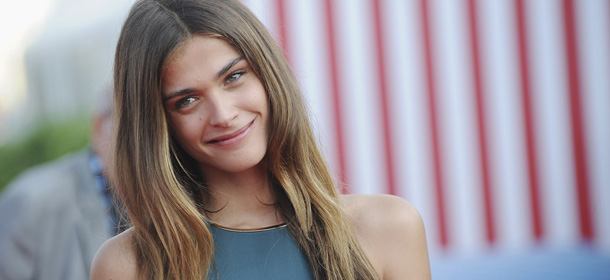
(204, 154, 267, 174)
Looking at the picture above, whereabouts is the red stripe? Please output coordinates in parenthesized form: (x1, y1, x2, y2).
(515, 0, 544, 241)
(562, 0, 594, 241)
(323, 0, 349, 193)
(467, 0, 496, 245)
(275, 0, 290, 63)
(372, 0, 397, 195)
(420, 0, 448, 248)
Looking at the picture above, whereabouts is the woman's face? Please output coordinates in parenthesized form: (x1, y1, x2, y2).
(162, 35, 269, 177)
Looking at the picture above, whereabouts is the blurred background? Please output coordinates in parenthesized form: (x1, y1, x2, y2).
(1, 0, 608, 279)
(0, 0, 132, 188)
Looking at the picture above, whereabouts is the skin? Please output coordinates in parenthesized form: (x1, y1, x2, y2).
(342, 194, 431, 279)
(91, 35, 431, 280)
(162, 36, 277, 229)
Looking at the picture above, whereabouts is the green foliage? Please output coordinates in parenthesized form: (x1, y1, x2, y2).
(0, 118, 90, 193)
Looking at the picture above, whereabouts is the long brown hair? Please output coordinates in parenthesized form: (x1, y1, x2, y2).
(113, 0, 378, 279)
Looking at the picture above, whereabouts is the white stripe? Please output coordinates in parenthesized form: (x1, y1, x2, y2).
(577, 0, 610, 251)
(432, 0, 485, 253)
(334, 0, 386, 195)
(528, 0, 579, 246)
(479, 0, 532, 251)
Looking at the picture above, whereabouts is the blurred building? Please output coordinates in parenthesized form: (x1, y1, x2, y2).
(1, 0, 132, 142)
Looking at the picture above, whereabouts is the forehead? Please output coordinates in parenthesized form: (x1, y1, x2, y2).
(167, 35, 239, 67)
(162, 35, 241, 86)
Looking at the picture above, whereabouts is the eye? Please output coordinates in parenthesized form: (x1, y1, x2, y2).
(175, 96, 197, 109)
(225, 70, 246, 85)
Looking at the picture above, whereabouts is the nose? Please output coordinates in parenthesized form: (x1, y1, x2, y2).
(208, 93, 237, 127)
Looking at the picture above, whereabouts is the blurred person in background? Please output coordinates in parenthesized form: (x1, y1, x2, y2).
(0, 88, 124, 280)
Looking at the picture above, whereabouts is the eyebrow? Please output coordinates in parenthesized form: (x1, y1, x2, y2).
(216, 56, 244, 79)
(163, 56, 245, 102)
(163, 88, 196, 102)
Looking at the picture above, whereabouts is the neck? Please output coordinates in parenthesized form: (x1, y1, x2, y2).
(202, 164, 283, 229)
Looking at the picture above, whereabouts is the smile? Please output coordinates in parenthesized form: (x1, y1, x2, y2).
(206, 119, 254, 146)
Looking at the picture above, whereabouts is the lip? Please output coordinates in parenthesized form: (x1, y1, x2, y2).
(206, 119, 254, 146)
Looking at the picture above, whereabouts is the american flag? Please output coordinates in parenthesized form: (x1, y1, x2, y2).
(242, 0, 610, 259)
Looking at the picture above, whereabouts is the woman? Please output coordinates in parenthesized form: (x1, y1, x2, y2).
(91, 0, 430, 279)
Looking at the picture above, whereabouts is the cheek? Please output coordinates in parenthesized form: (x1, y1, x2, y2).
(168, 116, 196, 143)
(251, 84, 269, 112)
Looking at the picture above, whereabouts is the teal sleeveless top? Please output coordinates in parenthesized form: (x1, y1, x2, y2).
(207, 223, 315, 280)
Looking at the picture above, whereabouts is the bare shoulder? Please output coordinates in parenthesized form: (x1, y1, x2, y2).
(91, 227, 139, 280)
(341, 194, 431, 280)
(341, 194, 419, 223)
(341, 194, 425, 244)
